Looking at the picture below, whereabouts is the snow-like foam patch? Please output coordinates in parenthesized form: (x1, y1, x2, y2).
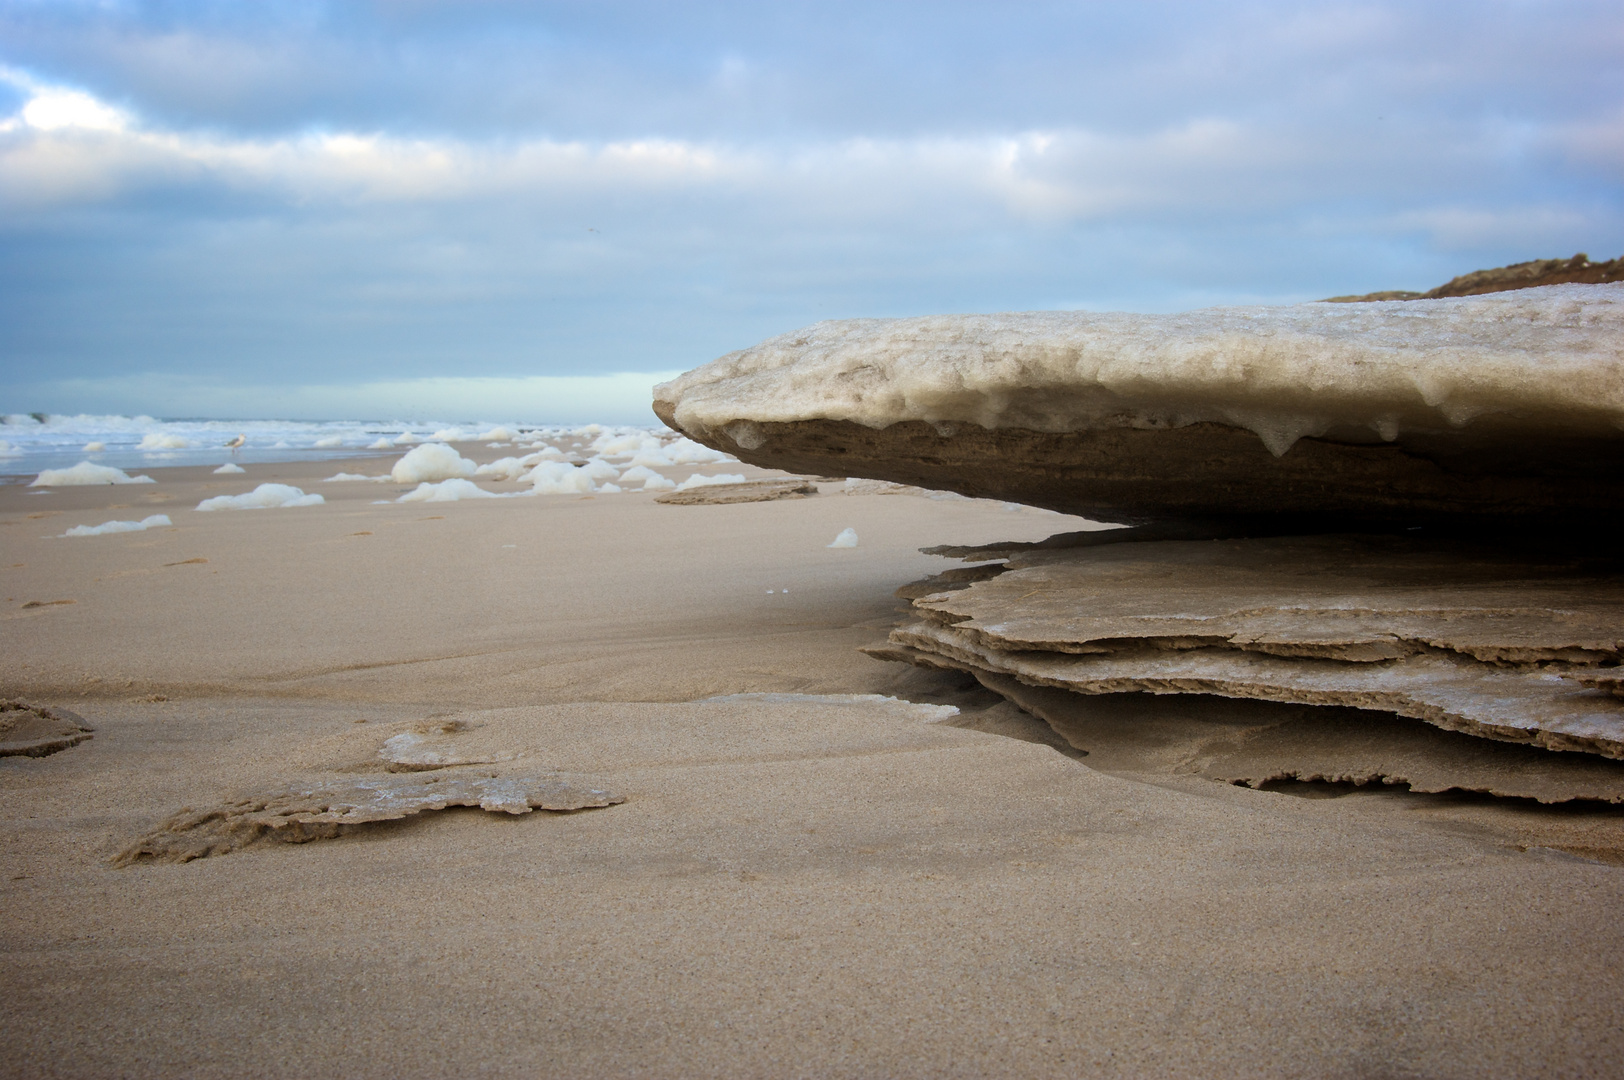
(30, 461, 155, 486)
(138, 433, 191, 450)
(63, 514, 172, 537)
(827, 527, 859, 548)
(675, 472, 747, 490)
(617, 465, 676, 491)
(213, 462, 246, 474)
(81, 441, 105, 452)
(195, 483, 324, 511)
(324, 471, 390, 482)
(397, 478, 518, 502)
(313, 436, 344, 448)
(476, 426, 517, 442)
(528, 461, 599, 495)
(0, 440, 21, 458)
(367, 437, 394, 450)
(475, 455, 540, 481)
(392, 432, 422, 446)
(391, 443, 477, 484)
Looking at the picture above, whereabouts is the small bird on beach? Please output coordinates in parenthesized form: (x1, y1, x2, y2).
(224, 434, 246, 450)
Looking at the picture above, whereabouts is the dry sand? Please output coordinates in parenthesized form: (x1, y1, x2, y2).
(4, 453, 1624, 1078)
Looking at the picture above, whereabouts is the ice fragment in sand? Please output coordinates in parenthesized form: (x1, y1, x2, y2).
(62, 514, 171, 537)
(391, 443, 477, 484)
(0, 700, 93, 758)
(113, 770, 624, 865)
(30, 461, 155, 486)
(195, 483, 324, 511)
(213, 463, 245, 474)
(655, 478, 817, 504)
(828, 528, 858, 548)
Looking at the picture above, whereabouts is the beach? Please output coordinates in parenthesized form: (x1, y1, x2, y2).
(5, 444, 1624, 1077)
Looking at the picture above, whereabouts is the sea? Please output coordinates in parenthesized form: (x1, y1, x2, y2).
(0, 414, 637, 481)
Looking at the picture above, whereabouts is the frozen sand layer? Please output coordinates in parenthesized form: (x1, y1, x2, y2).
(7, 694, 1624, 1077)
(655, 284, 1624, 522)
(7, 460, 1624, 1075)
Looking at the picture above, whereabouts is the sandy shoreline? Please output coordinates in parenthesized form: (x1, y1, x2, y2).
(5, 449, 1624, 1077)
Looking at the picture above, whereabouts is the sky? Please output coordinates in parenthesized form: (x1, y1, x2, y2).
(1, 0, 1621, 422)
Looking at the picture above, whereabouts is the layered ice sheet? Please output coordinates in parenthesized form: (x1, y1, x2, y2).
(656, 284, 1624, 456)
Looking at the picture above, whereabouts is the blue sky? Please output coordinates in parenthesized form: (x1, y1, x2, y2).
(1, 1, 1620, 421)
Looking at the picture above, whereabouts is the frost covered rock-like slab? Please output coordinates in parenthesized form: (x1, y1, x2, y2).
(654, 285, 1624, 522)
(113, 770, 624, 865)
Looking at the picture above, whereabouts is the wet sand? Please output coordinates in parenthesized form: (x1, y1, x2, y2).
(4, 454, 1624, 1077)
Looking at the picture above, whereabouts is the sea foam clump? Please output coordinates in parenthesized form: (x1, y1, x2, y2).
(391, 443, 477, 484)
(63, 514, 173, 537)
(397, 479, 520, 502)
(196, 484, 325, 511)
(528, 461, 601, 495)
(31, 461, 156, 486)
(617, 465, 676, 491)
(213, 463, 246, 474)
(675, 472, 748, 490)
(138, 433, 191, 450)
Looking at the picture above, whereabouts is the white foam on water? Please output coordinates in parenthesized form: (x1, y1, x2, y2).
(30, 461, 155, 486)
(195, 483, 325, 511)
(827, 527, 859, 548)
(675, 472, 747, 490)
(213, 462, 246, 474)
(62, 514, 173, 537)
(137, 432, 191, 450)
(0, 441, 21, 458)
(313, 436, 344, 448)
(391, 443, 477, 484)
(81, 441, 105, 452)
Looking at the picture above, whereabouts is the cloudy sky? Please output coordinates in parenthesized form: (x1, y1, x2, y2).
(2, 1, 1620, 421)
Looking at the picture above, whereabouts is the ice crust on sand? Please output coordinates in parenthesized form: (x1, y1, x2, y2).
(0, 700, 94, 758)
(391, 443, 477, 484)
(195, 483, 324, 511)
(63, 514, 172, 537)
(656, 285, 1624, 456)
(30, 461, 155, 486)
(378, 721, 518, 770)
(113, 770, 625, 865)
(654, 478, 817, 505)
(213, 463, 245, 474)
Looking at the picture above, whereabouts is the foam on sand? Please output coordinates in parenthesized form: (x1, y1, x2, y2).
(323, 471, 390, 482)
(367, 437, 394, 450)
(313, 436, 344, 448)
(30, 461, 155, 486)
(195, 484, 325, 511)
(474, 455, 541, 481)
(827, 527, 859, 548)
(391, 443, 477, 484)
(675, 472, 748, 491)
(62, 514, 172, 537)
(138, 433, 192, 450)
(397, 478, 520, 503)
(213, 463, 246, 474)
(476, 426, 517, 443)
(616, 465, 677, 491)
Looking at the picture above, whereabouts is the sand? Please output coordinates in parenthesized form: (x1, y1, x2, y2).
(4, 452, 1624, 1078)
